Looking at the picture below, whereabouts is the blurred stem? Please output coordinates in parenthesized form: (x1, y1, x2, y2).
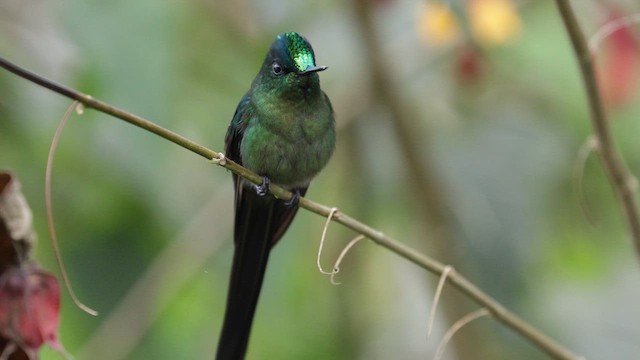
(351, 0, 451, 245)
(349, 1, 485, 359)
(0, 56, 581, 360)
(333, 119, 369, 359)
(555, 0, 640, 262)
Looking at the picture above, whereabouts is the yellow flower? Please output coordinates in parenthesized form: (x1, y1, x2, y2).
(469, 0, 521, 45)
(417, 2, 460, 46)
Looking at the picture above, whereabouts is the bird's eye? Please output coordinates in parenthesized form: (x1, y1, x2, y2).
(272, 62, 283, 76)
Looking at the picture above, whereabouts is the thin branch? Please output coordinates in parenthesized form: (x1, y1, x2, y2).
(555, 0, 640, 261)
(0, 56, 582, 360)
(0, 57, 218, 167)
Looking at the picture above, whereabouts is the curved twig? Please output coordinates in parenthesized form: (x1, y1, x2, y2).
(433, 308, 491, 360)
(45, 101, 98, 316)
(317, 207, 340, 275)
(573, 135, 599, 226)
(427, 266, 454, 340)
(330, 234, 365, 285)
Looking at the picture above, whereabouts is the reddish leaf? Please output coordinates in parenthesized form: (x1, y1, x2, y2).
(0, 265, 67, 358)
(597, 11, 640, 108)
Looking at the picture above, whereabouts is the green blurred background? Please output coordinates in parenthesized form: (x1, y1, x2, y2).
(1, 0, 640, 359)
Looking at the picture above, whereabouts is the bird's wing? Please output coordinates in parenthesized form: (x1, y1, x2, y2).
(224, 92, 251, 170)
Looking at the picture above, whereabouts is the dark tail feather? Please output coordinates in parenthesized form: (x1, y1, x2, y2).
(216, 187, 277, 360)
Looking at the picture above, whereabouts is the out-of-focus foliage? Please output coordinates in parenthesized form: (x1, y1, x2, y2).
(1, 0, 640, 359)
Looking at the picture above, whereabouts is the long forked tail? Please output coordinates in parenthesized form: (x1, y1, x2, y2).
(216, 181, 307, 360)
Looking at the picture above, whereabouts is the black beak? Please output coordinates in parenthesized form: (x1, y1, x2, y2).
(298, 65, 328, 75)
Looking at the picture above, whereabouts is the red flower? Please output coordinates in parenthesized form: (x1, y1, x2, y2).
(455, 45, 485, 84)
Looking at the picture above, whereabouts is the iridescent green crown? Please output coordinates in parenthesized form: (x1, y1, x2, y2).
(281, 32, 316, 72)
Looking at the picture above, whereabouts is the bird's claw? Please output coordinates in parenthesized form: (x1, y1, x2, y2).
(256, 176, 270, 196)
(284, 189, 301, 208)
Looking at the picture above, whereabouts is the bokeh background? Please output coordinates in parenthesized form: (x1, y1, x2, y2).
(2, 0, 640, 359)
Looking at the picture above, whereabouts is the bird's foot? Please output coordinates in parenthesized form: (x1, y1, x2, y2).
(256, 176, 270, 196)
(284, 189, 301, 208)
(209, 153, 227, 166)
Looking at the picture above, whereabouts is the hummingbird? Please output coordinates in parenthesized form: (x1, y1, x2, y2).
(217, 32, 336, 360)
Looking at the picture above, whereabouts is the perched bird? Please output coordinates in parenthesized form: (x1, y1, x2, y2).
(217, 32, 336, 360)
